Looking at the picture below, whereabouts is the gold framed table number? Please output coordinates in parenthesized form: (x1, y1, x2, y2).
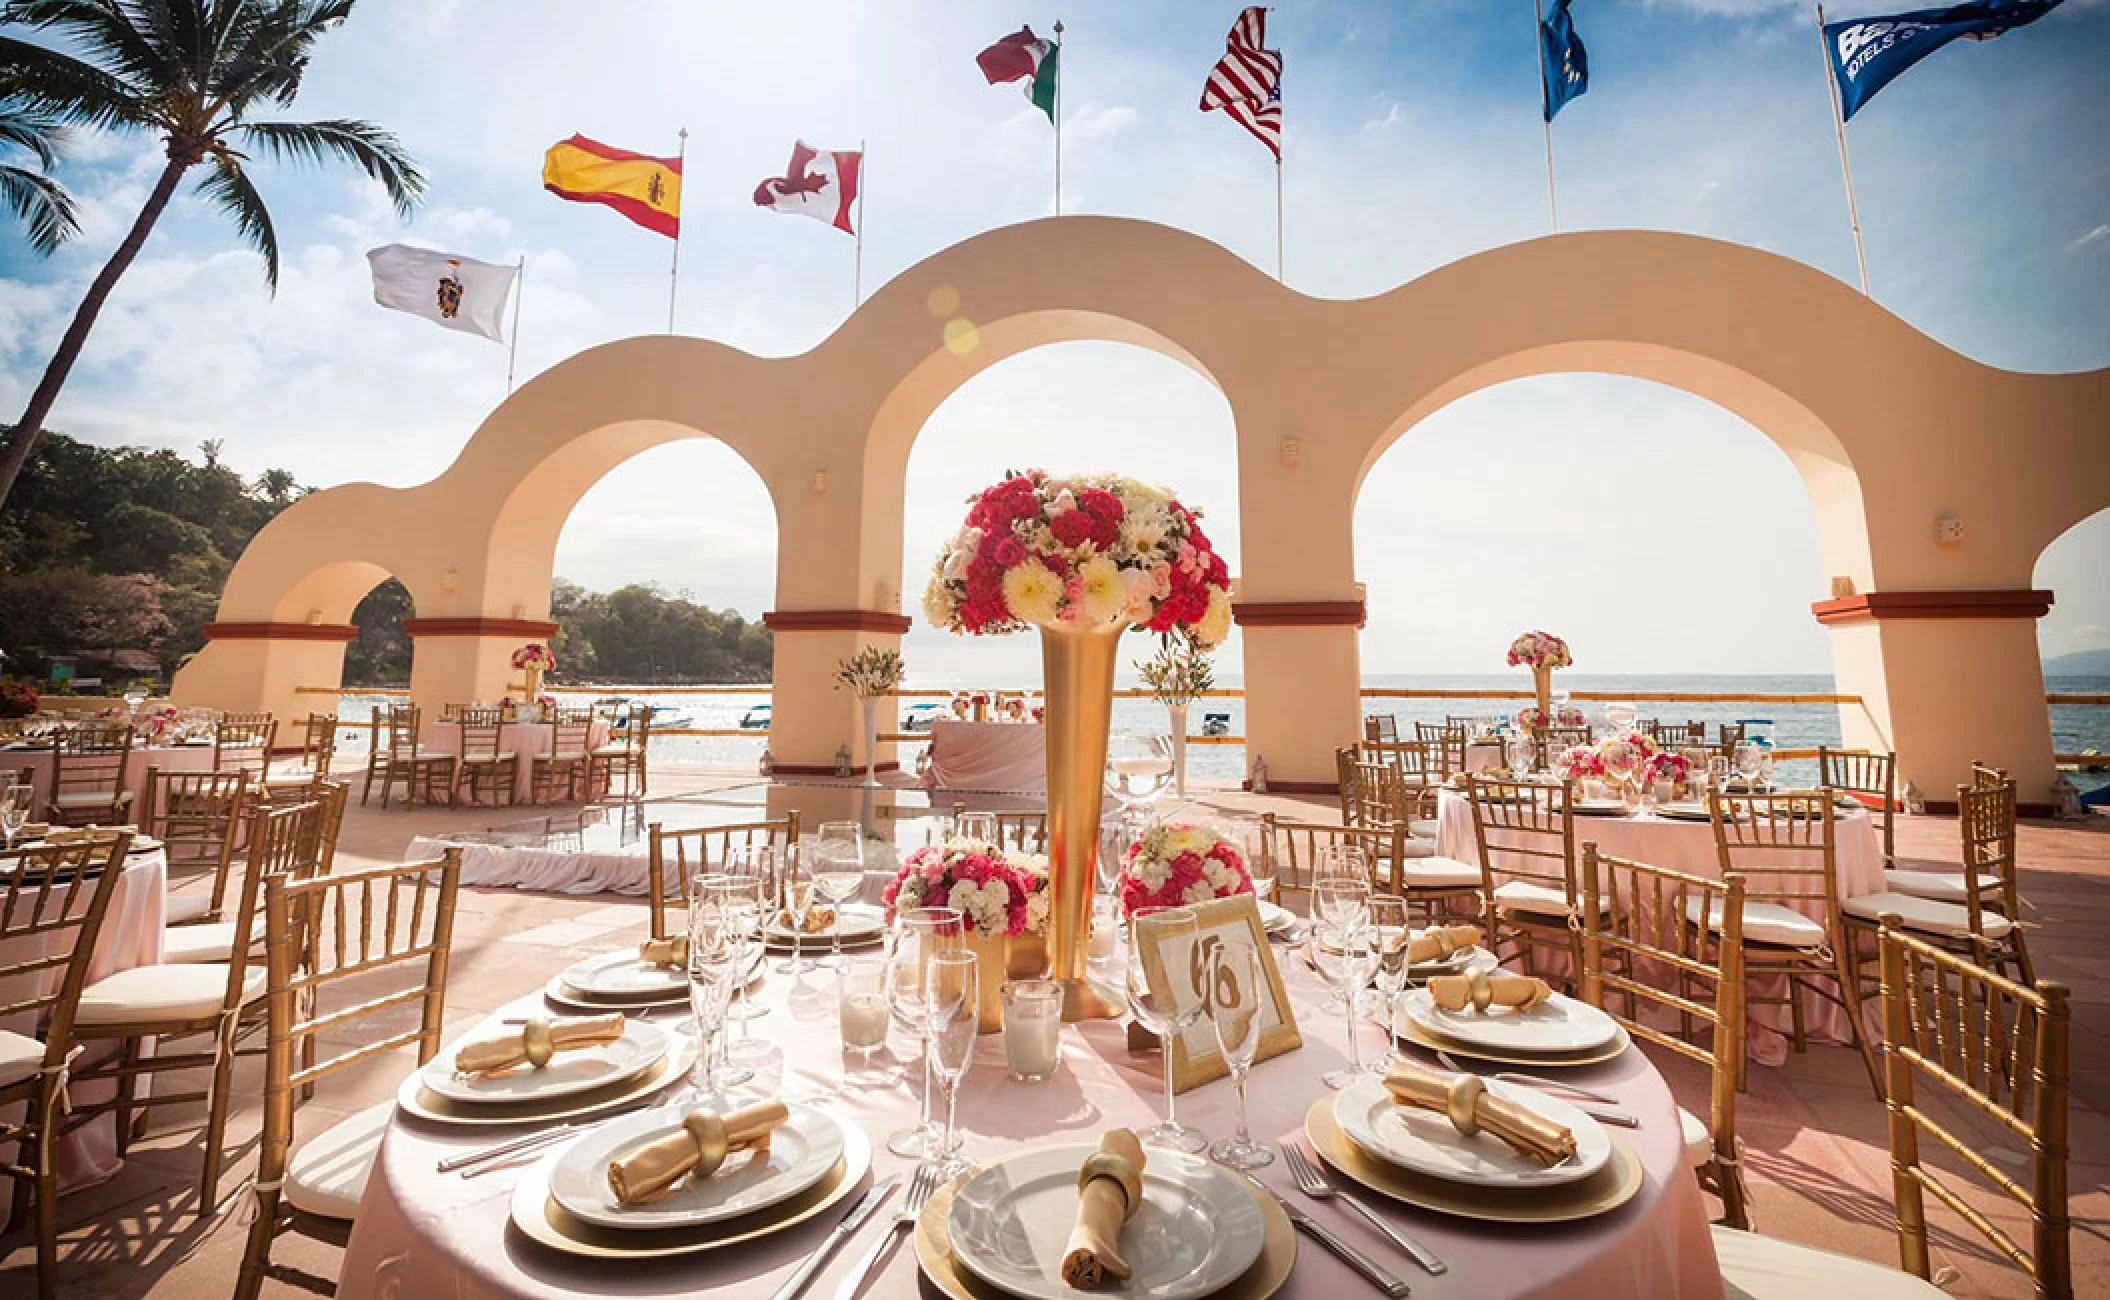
(1132, 893, 1302, 1093)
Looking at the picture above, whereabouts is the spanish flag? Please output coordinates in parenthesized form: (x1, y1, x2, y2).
(542, 134, 681, 239)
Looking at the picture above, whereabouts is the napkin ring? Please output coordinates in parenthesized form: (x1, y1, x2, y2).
(521, 1017, 556, 1069)
(1445, 1073, 1486, 1138)
(1431, 929, 1459, 959)
(1465, 968, 1496, 1015)
(682, 1112, 732, 1178)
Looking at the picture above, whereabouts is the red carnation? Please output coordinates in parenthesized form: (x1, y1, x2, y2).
(1077, 488, 1124, 524)
(991, 535, 1026, 567)
(1049, 510, 1097, 547)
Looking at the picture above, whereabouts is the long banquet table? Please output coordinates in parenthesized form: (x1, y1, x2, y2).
(0, 741, 219, 815)
(925, 720, 1047, 793)
(338, 939, 1722, 1299)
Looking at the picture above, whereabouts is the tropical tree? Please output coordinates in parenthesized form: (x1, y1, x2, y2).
(0, 96, 79, 252)
(0, 0, 425, 511)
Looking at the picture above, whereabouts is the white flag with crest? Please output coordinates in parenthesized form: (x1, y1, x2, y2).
(366, 244, 517, 342)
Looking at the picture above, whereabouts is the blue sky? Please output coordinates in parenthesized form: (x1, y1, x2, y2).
(3, 0, 2106, 678)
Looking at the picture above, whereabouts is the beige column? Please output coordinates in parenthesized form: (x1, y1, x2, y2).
(1815, 590, 2057, 811)
(400, 618, 560, 720)
(761, 611, 910, 776)
(173, 623, 358, 742)
(1233, 603, 1365, 793)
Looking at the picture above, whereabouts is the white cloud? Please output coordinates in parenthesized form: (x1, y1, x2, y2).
(1066, 103, 1138, 141)
(2068, 224, 2110, 253)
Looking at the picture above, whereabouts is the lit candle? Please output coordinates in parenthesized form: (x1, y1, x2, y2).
(839, 990, 890, 1049)
(1003, 979, 1063, 1082)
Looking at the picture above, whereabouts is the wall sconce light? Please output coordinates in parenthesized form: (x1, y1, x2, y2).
(442, 567, 461, 593)
(1279, 437, 1302, 468)
(1934, 515, 1964, 546)
(1829, 575, 1856, 599)
(510, 602, 526, 620)
(812, 470, 829, 496)
(305, 609, 322, 625)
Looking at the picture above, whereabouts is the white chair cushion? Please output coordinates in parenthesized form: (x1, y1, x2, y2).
(1493, 880, 1574, 916)
(0, 1028, 42, 1090)
(589, 743, 629, 758)
(1398, 836, 1438, 859)
(1400, 856, 1483, 889)
(1843, 891, 2012, 941)
(164, 892, 214, 925)
(285, 1102, 393, 1220)
(52, 791, 125, 809)
(76, 963, 264, 1024)
(160, 919, 264, 965)
(1882, 869, 2003, 905)
(1679, 1105, 1711, 1169)
(1407, 819, 1441, 839)
(1685, 896, 1828, 948)
(1713, 1225, 1946, 1298)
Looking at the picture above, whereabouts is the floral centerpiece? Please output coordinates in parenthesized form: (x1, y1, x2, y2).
(1507, 630, 1572, 717)
(512, 643, 556, 711)
(1640, 748, 1693, 797)
(1514, 703, 1585, 733)
(1117, 823, 1255, 918)
(1137, 640, 1214, 797)
(1591, 731, 1660, 800)
(835, 647, 905, 787)
(1559, 743, 1607, 780)
(884, 839, 1052, 1030)
(923, 470, 1234, 1021)
(0, 680, 38, 719)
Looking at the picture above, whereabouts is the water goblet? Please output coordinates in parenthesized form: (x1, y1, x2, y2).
(684, 901, 742, 1104)
(924, 951, 980, 1179)
(1105, 735, 1174, 842)
(814, 821, 866, 970)
(1311, 919, 1379, 1089)
(1124, 906, 1207, 1153)
(955, 811, 998, 845)
(1735, 742, 1764, 791)
(1505, 733, 1534, 779)
(885, 906, 964, 1158)
(1205, 938, 1274, 1170)
(0, 782, 28, 852)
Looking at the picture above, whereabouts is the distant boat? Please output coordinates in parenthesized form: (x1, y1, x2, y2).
(1202, 712, 1231, 736)
(901, 702, 944, 731)
(606, 700, 695, 730)
(739, 703, 772, 729)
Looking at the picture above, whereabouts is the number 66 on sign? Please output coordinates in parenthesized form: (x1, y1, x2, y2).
(1132, 893, 1302, 1093)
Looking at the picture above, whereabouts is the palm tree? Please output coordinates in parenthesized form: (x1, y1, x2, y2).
(0, 96, 79, 253)
(0, 0, 424, 512)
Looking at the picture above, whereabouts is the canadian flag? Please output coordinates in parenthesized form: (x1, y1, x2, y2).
(752, 141, 861, 235)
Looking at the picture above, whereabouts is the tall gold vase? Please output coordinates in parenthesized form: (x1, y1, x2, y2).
(1532, 665, 1553, 717)
(1039, 620, 1125, 1022)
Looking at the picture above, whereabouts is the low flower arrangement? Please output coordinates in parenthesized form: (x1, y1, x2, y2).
(921, 470, 1233, 648)
(1506, 630, 1573, 670)
(130, 705, 179, 743)
(511, 643, 556, 671)
(0, 680, 39, 719)
(834, 647, 904, 697)
(1118, 823, 1254, 917)
(1593, 731, 1660, 783)
(1641, 749, 1693, 791)
(1514, 704, 1585, 732)
(883, 839, 1051, 939)
(1560, 744, 1607, 779)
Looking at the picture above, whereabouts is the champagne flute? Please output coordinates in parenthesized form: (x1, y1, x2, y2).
(0, 781, 28, 852)
(703, 873, 767, 1075)
(814, 821, 866, 970)
(923, 951, 979, 1179)
(689, 874, 755, 1087)
(1205, 938, 1273, 1170)
(1311, 918, 1378, 1089)
(779, 841, 814, 978)
(684, 898, 741, 1104)
(885, 906, 964, 1158)
(1368, 894, 1413, 1070)
(1125, 906, 1207, 1153)
(721, 847, 772, 1026)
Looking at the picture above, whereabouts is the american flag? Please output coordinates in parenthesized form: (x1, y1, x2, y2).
(1198, 6, 1282, 160)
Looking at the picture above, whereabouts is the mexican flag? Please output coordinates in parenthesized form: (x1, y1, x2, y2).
(977, 26, 1059, 122)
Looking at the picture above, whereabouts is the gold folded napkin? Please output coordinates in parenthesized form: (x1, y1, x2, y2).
(1382, 1062, 1577, 1168)
(605, 1098, 790, 1206)
(451, 1013, 626, 1076)
(638, 935, 688, 968)
(1428, 969, 1551, 1015)
(1062, 1129, 1147, 1289)
(776, 904, 836, 934)
(1406, 924, 1482, 965)
(45, 824, 135, 845)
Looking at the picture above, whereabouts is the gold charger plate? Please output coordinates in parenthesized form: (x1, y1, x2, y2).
(395, 1035, 695, 1128)
(1393, 1012, 1633, 1069)
(1305, 1097, 1643, 1224)
(913, 1148, 1296, 1300)
(509, 1120, 871, 1259)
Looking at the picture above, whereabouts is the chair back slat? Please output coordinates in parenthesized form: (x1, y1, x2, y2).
(1819, 747, 1897, 866)
(1708, 791, 1842, 913)
(1257, 814, 1404, 898)
(647, 815, 799, 940)
(0, 835, 130, 1041)
(141, 768, 248, 918)
(212, 713, 277, 780)
(1465, 774, 1577, 905)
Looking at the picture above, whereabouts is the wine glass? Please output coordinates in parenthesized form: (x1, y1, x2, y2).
(1368, 894, 1413, 1070)
(778, 842, 815, 978)
(885, 906, 964, 1158)
(1104, 735, 1173, 837)
(1310, 919, 1379, 1089)
(684, 897, 742, 1104)
(702, 872, 767, 1073)
(923, 951, 979, 1180)
(1735, 742, 1764, 791)
(1205, 938, 1273, 1170)
(0, 781, 29, 852)
(1504, 733, 1534, 779)
(1124, 906, 1207, 1152)
(955, 811, 998, 845)
(814, 822, 866, 971)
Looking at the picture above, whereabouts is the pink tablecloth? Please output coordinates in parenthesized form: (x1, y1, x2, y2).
(0, 844, 167, 1210)
(339, 943, 1720, 1299)
(1434, 789, 1885, 1066)
(0, 743, 218, 817)
(423, 721, 612, 801)
(926, 720, 1046, 792)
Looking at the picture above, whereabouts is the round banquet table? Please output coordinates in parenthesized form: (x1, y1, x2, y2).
(338, 944, 1721, 1299)
(0, 842, 167, 1217)
(0, 741, 218, 817)
(424, 720, 614, 801)
(1433, 788, 1886, 1066)
(925, 720, 1047, 793)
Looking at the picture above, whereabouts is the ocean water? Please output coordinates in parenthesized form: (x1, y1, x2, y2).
(338, 673, 2110, 791)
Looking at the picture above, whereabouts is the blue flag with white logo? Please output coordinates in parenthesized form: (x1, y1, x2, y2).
(1824, 0, 2065, 121)
(1540, 0, 1589, 123)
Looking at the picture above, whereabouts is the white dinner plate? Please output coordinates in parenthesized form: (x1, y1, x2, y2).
(760, 904, 885, 945)
(1258, 900, 1295, 932)
(1330, 1076, 1609, 1189)
(562, 949, 689, 999)
(1401, 987, 1622, 1055)
(1406, 935, 1489, 978)
(549, 1100, 846, 1230)
(945, 1145, 1264, 1300)
(1568, 799, 1627, 818)
(1653, 803, 1715, 822)
(420, 1019, 668, 1104)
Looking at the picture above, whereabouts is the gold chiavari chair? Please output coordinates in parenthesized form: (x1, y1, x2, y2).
(1716, 722, 1747, 753)
(450, 706, 518, 806)
(1362, 713, 1399, 743)
(1414, 722, 1470, 778)
(48, 720, 134, 826)
(1532, 724, 1590, 770)
(1818, 746, 1898, 867)
(949, 803, 1050, 855)
(1707, 790, 1881, 1094)
(1579, 845, 1751, 1230)
(1844, 779, 2033, 986)
(1355, 742, 1441, 817)
(589, 707, 652, 801)
(1641, 720, 1706, 746)
(0, 833, 131, 1300)
(1465, 774, 1585, 981)
(1970, 759, 2009, 790)
(366, 704, 455, 809)
(234, 850, 462, 1300)
(141, 768, 249, 926)
(646, 815, 800, 940)
(1443, 714, 1479, 732)
(262, 713, 340, 803)
(68, 799, 325, 1205)
(163, 779, 348, 967)
(211, 712, 278, 784)
(530, 709, 596, 804)
(1263, 813, 1479, 922)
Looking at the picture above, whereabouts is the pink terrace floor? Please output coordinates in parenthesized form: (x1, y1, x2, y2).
(3, 765, 2103, 1298)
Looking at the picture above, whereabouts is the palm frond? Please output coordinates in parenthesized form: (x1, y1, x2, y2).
(194, 151, 278, 289)
(210, 0, 353, 111)
(2, 0, 174, 88)
(0, 159, 80, 254)
(238, 116, 421, 217)
(0, 100, 68, 167)
(0, 34, 158, 132)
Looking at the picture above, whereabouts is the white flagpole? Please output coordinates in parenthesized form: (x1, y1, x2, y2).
(1274, 154, 1284, 283)
(1532, 0, 1559, 232)
(505, 255, 525, 394)
(853, 140, 866, 308)
(667, 127, 688, 333)
(1815, 5, 1871, 296)
(1053, 19, 1064, 216)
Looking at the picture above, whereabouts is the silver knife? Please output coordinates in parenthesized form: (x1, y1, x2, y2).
(770, 1174, 900, 1300)
(1263, 1185, 1413, 1297)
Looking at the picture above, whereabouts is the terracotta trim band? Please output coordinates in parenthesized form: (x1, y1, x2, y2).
(1811, 590, 2053, 626)
(402, 618, 560, 639)
(770, 762, 903, 777)
(762, 610, 913, 635)
(202, 622, 358, 643)
(1232, 600, 1368, 629)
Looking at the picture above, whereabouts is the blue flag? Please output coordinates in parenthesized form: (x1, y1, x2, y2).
(1824, 1, 2065, 121)
(1540, 0, 1589, 123)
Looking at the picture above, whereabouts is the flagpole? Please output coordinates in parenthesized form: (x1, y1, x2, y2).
(1532, 0, 1559, 232)
(1053, 19, 1064, 216)
(1274, 155, 1284, 283)
(1815, 5, 1871, 296)
(506, 256, 525, 394)
(853, 139, 866, 309)
(667, 127, 688, 333)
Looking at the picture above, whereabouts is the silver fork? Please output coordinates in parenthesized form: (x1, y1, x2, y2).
(1434, 1050, 1637, 1126)
(831, 1163, 938, 1300)
(1280, 1141, 1447, 1276)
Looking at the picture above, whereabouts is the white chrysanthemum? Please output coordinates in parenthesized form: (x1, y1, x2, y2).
(1002, 560, 1063, 626)
(1120, 505, 1171, 556)
(1076, 555, 1127, 625)
(922, 576, 957, 629)
(1181, 881, 1213, 905)
(1024, 889, 1050, 935)
(1194, 585, 1233, 648)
